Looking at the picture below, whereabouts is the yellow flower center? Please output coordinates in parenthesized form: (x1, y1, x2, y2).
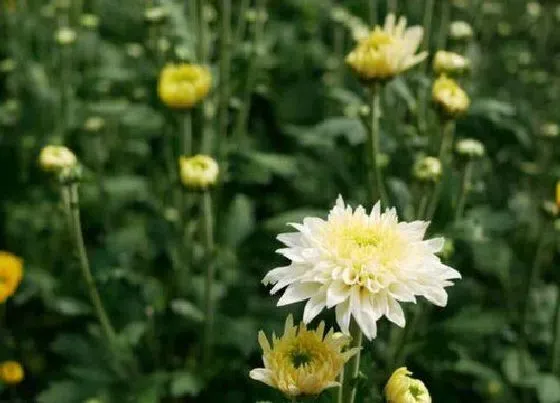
(366, 30, 395, 49)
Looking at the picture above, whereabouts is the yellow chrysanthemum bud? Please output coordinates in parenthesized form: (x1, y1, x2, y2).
(346, 14, 427, 82)
(179, 155, 219, 189)
(449, 21, 473, 42)
(84, 116, 105, 133)
(433, 51, 470, 75)
(0, 361, 24, 385)
(455, 138, 485, 158)
(158, 64, 211, 109)
(432, 75, 470, 119)
(144, 6, 168, 25)
(55, 27, 77, 46)
(539, 122, 559, 139)
(413, 156, 442, 182)
(0, 252, 23, 304)
(39, 145, 78, 173)
(385, 367, 432, 403)
(249, 314, 359, 398)
(80, 14, 99, 30)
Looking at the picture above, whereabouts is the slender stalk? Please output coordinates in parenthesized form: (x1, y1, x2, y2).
(233, 0, 251, 45)
(368, 0, 377, 26)
(425, 120, 455, 220)
(551, 285, 560, 375)
(436, 0, 451, 51)
(421, 0, 435, 54)
(181, 111, 193, 157)
(338, 320, 363, 403)
(197, 0, 208, 63)
(201, 191, 216, 368)
(454, 161, 473, 221)
(519, 226, 548, 391)
(63, 183, 116, 344)
(233, 0, 267, 145)
(416, 0, 435, 133)
(217, 0, 232, 161)
(416, 186, 430, 219)
(367, 83, 389, 207)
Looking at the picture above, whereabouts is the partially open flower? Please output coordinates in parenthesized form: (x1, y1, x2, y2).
(413, 156, 442, 182)
(0, 361, 24, 385)
(346, 14, 427, 82)
(432, 75, 470, 119)
(455, 138, 485, 159)
(449, 21, 473, 42)
(386, 367, 431, 403)
(39, 145, 78, 172)
(179, 155, 219, 190)
(249, 314, 359, 398)
(433, 51, 470, 75)
(158, 64, 211, 109)
(0, 252, 23, 304)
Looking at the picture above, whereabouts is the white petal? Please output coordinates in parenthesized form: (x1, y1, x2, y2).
(277, 232, 303, 247)
(277, 283, 321, 306)
(335, 299, 352, 334)
(249, 368, 275, 387)
(385, 297, 406, 327)
(424, 237, 445, 253)
(326, 281, 351, 308)
(423, 286, 448, 306)
(303, 292, 327, 323)
(355, 292, 378, 340)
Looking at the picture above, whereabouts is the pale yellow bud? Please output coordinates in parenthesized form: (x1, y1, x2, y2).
(455, 138, 485, 158)
(433, 51, 470, 75)
(144, 6, 168, 24)
(179, 155, 219, 189)
(55, 27, 77, 46)
(449, 21, 473, 41)
(39, 145, 78, 172)
(385, 367, 431, 403)
(413, 156, 442, 182)
(80, 13, 99, 29)
(432, 75, 470, 119)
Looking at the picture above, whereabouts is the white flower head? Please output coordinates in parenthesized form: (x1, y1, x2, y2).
(263, 197, 461, 340)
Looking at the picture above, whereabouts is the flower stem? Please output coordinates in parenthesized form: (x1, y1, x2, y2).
(367, 83, 388, 207)
(201, 190, 216, 368)
(519, 225, 548, 388)
(368, 0, 377, 26)
(454, 161, 472, 221)
(233, 0, 251, 45)
(234, 0, 267, 145)
(217, 0, 232, 162)
(181, 111, 193, 157)
(338, 320, 363, 403)
(551, 285, 560, 375)
(62, 183, 116, 345)
(416, 0, 435, 133)
(436, 0, 451, 51)
(425, 119, 455, 220)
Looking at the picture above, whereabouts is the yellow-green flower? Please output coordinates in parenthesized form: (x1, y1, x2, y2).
(346, 14, 427, 82)
(0, 361, 24, 385)
(0, 252, 23, 304)
(249, 314, 359, 398)
(158, 64, 211, 109)
(38, 145, 78, 173)
(385, 367, 431, 403)
(432, 75, 470, 119)
(413, 156, 442, 182)
(179, 155, 219, 189)
(433, 51, 470, 75)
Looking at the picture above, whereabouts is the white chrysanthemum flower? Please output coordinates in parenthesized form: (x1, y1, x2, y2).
(262, 197, 461, 340)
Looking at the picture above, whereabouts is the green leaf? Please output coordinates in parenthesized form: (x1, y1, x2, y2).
(50, 297, 92, 316)
(502, 349, 538, 386)
(222, 194, 256, 248)
(312, 117, 366, 146)
(440, 308, 507, 337)
(169, 371, 203, 398)
(535, 373, 560, 403)
(262, 209, 327, 233)
(170, 299, 204, 323)
(37, 381, 89, 403)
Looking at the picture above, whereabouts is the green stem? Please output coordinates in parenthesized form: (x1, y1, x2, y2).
(368, 0, 377, 26)
(338, 320, 363, 403)
(416, 0, 435, 133)
(416, 186, 430, 219)
(197, 0, 208, 64)
(425, 120, 455, 220)
(436, 0, 451, 51)
(454, 161, 472, 221)
(519, 226, 548, 388)
(217, 0, 232, 161)
(367, 83, 388, 207)
(233, 0, 251, 44)
(551, 283, 560, 375)
(201, 191, 215, 368)
(63, 184, 116, 345)
(181, 111, 193, 157)
(233, 0, 266, 145)
(387, 0, 397, 14)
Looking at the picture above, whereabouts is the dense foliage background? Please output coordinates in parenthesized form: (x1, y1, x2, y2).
(1, 0, 560, 402)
